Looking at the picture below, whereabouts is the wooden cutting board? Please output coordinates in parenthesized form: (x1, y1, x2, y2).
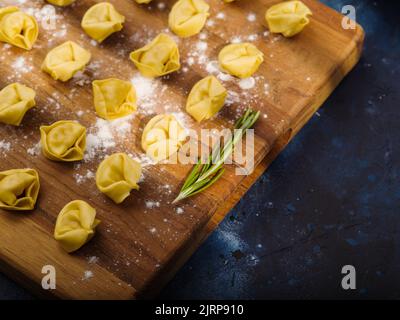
(0, 0, 363, 299)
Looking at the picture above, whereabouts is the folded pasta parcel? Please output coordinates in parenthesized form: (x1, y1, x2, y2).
(265, 0, 312, 37)
(141, 114, 186, 162)
(42, 41, 91, 82)
(96, 153, 142, 204)
(130, 33, 180, 78)
(186, 75, 227, 122)
(81, 2, 125, 43)
(92, 78, 137, 120)
(54, 200, 100, 253)
(0, 83, 36, 126)
(40, 120, 86, 162)
(218, 43, 264, 78)
(0, 6, 38, 50)
(0, 168, 40, 211)
(46, 0, 76, 6)
(169, 0, 210, 38)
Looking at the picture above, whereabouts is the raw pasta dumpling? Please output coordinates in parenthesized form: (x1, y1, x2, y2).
(186, 75, 227, 122)
(141, 114, 186, 162)
(0, 6, 38, 50)
(168, 0, 210, 37)
(40, 120, 86, 162)
(96, 153, 142, 204)
(54, 200, 100, 253)
(0, 168, 40, 211)
(81, 2, 125, 43)
(218, 43, 264, 78)
(92, 78, 137, 120)
(0, 83, 36, 126)
(130, 33, 180, 78)
(46, 0, 76, 6)
(265, 0, 312, 37)
(42, 41, 91, 82)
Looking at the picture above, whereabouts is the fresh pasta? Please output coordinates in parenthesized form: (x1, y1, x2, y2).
(218, 43, 264, 78)
(186, 75, 227, 122)
(0, 83, 36, 126)
(0, 6, 38, 50)
(54, 200, 100, 253)
(130, 33, 180, 78)
(0, 168, 40, 211)
(141, 114, 186, 162)
(42, 41, 91, 82)
(81, 2, 125, 43)
(40, 120, 86, 162)
(168, 0, 210, 37)
(265, 1, 312, 37)
(96, 153, 142, 204)
(92, 78, 137, 120)
(46, 0, 76, 6)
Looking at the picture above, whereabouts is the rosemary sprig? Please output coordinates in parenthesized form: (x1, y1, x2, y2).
(173, 109, 260, 204)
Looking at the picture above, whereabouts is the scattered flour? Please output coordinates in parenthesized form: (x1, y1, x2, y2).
(74, 170, 95, 184)
(238, 77, 256, 90)
(11, 57, 33, 73)
(176, 207, 184, 214)
(131, 73, 159, 114)
(0, 140, 11, 153)
(87, 256, 99, 264)
(82, 270, 94, 281)
(247, 13, 257, 22)
(146, 200, 160, 209)
(27, 142, 41, 156)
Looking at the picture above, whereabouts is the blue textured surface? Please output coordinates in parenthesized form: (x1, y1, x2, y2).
(1, 0, 399, 299)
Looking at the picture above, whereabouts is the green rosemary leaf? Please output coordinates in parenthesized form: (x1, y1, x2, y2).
(173, 108, 260, 203)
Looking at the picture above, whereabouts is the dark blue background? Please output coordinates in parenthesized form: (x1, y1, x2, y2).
(1, 0, 399, 299)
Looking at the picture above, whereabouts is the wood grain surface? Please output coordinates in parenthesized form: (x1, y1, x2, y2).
(0, 0, 364, 299)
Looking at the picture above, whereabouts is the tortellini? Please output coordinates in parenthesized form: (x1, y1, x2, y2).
(92, 78, 137, 120)
(54, 200, 100, 253)
(96, 153, 142, 204)
(168, 0, 210, 38)
(186, 75, 227, 122)
(0, 168, 40, 211)
(42, 41, 91, 82)
(265, 1, 312, 37)
(0, 6, 38, 50)
(40, 120, 86, 162)
(46, 0, 76, 6)
(81, 2, 125, 43)
(130, 33, 180, 78)
(0, 83, 36, 126)
(141, 114, 186, 162)
(218, 43, 264, 78)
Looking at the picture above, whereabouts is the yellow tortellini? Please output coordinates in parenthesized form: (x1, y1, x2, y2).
(186, 75, 227, 122)
(0, 168, 40, 211)
(54, 200, 100, 253)
(0, 83, 36, 126)
(42, 41, 91, 82)
(96, 153, 142, 204)
(218, 43, 264, 78)
(40, 120, 86, 162)
(0, 6, 38, 50)
(135, 0, 153, 3)
(141, 114, 186, 162)
(168, 0, 210, 38)
(265, 0, 312, 37)
(46, 0, 76, 6)
(81, 2, 125, 43)
(92, 78, 137, 120)
(130, 33, 180, 78)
